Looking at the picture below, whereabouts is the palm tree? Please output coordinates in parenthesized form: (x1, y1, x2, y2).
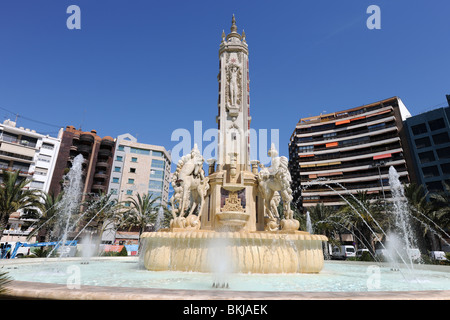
(338, 191, 386, 254)
(404, 183, 438, 251)
(82, 192, 119, 237)
(26, 192, 64, 242)
(126, 193, 160, 236)
(0, 170, 44, 238)
(430, 182, 450, 229)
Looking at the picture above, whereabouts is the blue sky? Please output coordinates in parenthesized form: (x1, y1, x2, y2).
(0, 0, 449, 163)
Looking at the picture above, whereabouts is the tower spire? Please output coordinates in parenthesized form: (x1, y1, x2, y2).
(231, 14, 237, 33)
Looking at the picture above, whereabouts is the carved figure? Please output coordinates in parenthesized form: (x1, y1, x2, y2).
(257, 144, 296, 231)
(170, 144, 209, 229)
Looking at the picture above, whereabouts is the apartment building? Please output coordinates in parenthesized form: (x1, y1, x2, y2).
(0, 119, 62, 242)
(404, 95, 450, 196)
(289, 97, 415, 210)
(49, 125, 115, 199)
(108, 133, 171, 206)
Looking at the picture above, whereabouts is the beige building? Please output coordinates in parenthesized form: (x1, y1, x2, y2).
(107, 133, 171, 207)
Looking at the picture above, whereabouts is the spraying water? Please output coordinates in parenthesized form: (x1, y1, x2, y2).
(388, 166, 420, 267)
(53, 154, 85, 258)
(306, 211, 313, 234)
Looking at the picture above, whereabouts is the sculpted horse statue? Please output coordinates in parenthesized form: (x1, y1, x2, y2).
(257, 144, 296, 231)
(170, 144, 209, 229)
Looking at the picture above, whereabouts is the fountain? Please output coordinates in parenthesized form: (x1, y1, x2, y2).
(386, 166, 421, 267)
(2, 16, 450, 301)
(140, 16, 327, 274)
(49, 154, 85, 258)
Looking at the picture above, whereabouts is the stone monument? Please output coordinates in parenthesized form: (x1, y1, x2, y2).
(141, 16, 327, 274)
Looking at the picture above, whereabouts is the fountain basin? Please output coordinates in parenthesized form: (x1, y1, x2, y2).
(141, 230, 327, 274)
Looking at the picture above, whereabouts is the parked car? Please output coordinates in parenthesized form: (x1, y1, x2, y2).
(332, 245, 356, 260)
(356, 248, 370, 258)
(430, 251, 448, 261)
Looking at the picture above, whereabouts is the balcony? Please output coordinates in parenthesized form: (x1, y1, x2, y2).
(94, 171, 108, 180)
(77, 144, 92, 155)
(100, 138, 115, 149)
(96, 161, 110, 169)
(91, 183, 107, 191)
(98, 149, 112, 159)
(79, 134, 94, 144)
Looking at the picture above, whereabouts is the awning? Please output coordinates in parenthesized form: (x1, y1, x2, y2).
(336, 119, 350, 125)
(373, 153, 392, 160)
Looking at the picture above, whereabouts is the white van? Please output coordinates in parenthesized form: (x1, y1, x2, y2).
(332, 245, 356, 260)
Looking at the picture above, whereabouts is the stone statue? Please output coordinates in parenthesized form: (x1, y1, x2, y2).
(170, 144, 209, 230)
(257, 144, 298, 231)
(229, 65, 239, 107)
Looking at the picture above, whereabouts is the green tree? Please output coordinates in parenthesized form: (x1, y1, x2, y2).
(338, 191, 385, 253)
(125, 193, 160, 236)
(430, 182, 450, 229)
(0, 171, 44, 238)
(26, 192, 64, 242)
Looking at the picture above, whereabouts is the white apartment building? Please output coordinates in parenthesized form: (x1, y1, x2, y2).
(0, 119, 62, 242)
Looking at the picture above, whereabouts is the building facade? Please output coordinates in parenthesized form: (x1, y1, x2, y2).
(289, 97, 415, 210)
(107, 133, 171, 206)
(49, 125, 115, 199)
(404, 96, 450, 196)
(0, 119, 62, 242)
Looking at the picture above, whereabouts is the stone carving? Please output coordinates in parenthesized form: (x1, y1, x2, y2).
(225, 63, 242, 115)
(170, 144, 209, 230)
(257, 144, 298, 231)
(222, 191, 245, 213)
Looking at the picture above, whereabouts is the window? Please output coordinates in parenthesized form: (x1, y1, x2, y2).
(426, 181, 443, 192)
(34, 167, 48, 176)
(437, 147, 450, 159)
(130, 168, 136, 173)
(149, 191, 162, 199)
(130, 147, 150, 155)
(428, 118, 446, 131)
(432, 132, 450, 145)
(111, 189, 118, 194)
(418, 151, 436, 164)
(149, 179, 163, 190)
(131, 157, 137, 162)
(112, 177, 120, 183)
(128, 178, 134, 184)
(150, 169, 164, 180)
(42, 143, 54, 150)
(116, 156, 123, 162)
(368, 123, 386, 131)
(422, 165, 439, 178)
(299, 145, 314, 153)
(151, 159, 165, 169)
(152, 151, 163, 157)
(37, 154, 51, 163)
(411, 123, 427, 135)
(114, 167, 121, 172)
(323, 132, 337, 140)
(124, 201, 131, 207)
(30, 181, 44, 189)
(440, 163, 450, 175)
(414, 137, 431, 149)
(118, 145, 125, 151)
(126, 190, 133, 195)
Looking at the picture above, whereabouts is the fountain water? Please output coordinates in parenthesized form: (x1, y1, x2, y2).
(50, 154, 84, 258)
(306, 211, 313, 234)
(387, 166, 421, 267)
